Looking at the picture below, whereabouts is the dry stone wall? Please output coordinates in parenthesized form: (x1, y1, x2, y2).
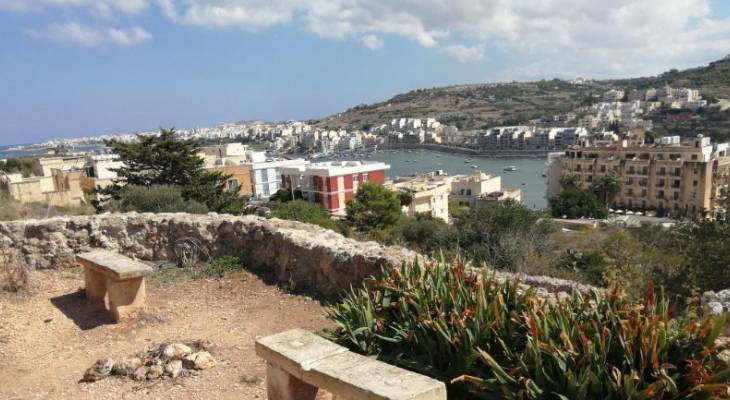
(0, 212, 594, 296)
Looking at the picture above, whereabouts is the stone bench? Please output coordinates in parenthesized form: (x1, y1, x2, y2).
(255, 329, 447, 400)
(76, 250, 153, 322)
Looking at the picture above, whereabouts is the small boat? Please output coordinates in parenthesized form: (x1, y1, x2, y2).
(464, 159, 472, 163)
(470, 165, 478, 169)
(503, 165, 517, 172)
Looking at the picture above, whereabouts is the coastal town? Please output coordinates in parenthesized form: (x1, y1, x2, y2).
(3, 83, 730, 221)
(4, 2, 730, 399)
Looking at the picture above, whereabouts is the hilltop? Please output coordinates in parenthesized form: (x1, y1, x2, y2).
(313, 57, 730, 134)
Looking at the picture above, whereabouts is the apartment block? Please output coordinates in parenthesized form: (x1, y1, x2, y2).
(281, 161, 389, 216)
(551, 135, 730, 218)
(386, 176, 450, 222)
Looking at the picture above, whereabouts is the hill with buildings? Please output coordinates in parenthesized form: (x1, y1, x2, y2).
(313, 57, 730, 137)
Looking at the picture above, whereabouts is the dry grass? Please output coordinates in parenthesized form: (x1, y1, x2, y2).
(0, 196, 95, 222)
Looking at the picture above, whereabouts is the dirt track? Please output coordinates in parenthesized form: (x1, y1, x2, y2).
(0, 268, 332, 399)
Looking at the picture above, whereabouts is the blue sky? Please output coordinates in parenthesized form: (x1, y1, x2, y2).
(1, 0, 730, 145)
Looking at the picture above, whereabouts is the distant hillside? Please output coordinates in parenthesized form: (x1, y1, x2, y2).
(613, 56, 730, 97)
(313, 57, 730, 134)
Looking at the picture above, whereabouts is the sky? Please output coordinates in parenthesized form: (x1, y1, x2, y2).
(1, 1, 730, 145)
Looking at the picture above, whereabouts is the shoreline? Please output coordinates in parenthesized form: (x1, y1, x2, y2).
(381, 143, 554, 157)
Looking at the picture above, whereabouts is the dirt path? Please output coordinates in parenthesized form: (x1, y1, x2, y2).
(0, 268, 333, 399)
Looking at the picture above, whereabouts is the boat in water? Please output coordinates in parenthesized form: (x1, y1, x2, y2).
(503, 165, 517, 172)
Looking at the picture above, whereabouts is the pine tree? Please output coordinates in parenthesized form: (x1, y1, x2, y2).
(97, 128, 247, 213)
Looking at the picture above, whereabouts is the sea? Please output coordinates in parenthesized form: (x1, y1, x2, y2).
(1, 144, 549, 209)
(337, 149, 549, 209)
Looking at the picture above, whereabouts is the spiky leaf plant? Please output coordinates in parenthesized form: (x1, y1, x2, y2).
(326, 258, 730, 399)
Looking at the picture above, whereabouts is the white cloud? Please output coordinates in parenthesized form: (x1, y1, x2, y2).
(26, 22, 152, 47)
(4, 0, 730, 75)
(360, 34, 383, 51)
(440, 44, 485, 62)
(0, 0, 148, 16)
(157, 0, 300, 30)
(148, 0, 730, 76)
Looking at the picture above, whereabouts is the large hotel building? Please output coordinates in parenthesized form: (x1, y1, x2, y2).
(548, 135, 730, 218)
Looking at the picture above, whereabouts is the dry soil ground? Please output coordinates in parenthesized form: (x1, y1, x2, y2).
(0, 267, 333, 399)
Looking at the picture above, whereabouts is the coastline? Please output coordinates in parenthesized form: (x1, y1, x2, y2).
(381, 143, 553, 157)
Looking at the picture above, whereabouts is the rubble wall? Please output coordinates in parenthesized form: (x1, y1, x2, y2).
(0, 212, 593, 296)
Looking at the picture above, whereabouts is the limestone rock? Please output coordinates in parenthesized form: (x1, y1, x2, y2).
(113, 357, 142, 377)
(163, 343, 192, 360)
(133, 366, 149, 381)
(82, 358, 115, 382)
(165, 360, 183, 378)
(183, 351, 216, 370)
(147, 364, 164, 380)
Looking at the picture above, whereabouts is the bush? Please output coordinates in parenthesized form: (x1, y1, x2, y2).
(549, 186, 608, 219)
(271, 200, 349, 236)
(390, 215, 456, 254)
(102, 185, 209, 214)
(327, 259, 730, 399)
(346, 182, 402, 232)
(454, 200, 553, 271)
(203, 255, 243, 277)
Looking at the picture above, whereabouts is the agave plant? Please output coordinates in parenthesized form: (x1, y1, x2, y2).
(326, 258, 730, 399)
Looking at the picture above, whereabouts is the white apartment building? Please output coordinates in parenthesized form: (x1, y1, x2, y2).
(449, 171, 521, 206)
(387, 176, 450, 223)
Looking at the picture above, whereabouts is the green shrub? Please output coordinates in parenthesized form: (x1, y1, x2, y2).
(327, 259, 730, 399)
(271, 200, 349, 236)
(102, 185, 209, 214)
(203, 255, 243, 276)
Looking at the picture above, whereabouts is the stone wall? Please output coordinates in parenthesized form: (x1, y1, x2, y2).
(0, 212, 595, 296)
(0, 213, 419, 296)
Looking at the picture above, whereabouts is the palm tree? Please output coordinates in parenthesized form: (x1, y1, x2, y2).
(590, 173, 621, 206)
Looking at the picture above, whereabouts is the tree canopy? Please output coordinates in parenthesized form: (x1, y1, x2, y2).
(345, 182, 402, 231)
(98, 128, 247, 214)
(550, 174, 608, 219)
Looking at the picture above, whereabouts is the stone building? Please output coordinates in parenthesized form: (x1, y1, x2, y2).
(550, 135, 730, 218)
(386, 176, 450, 223)
(449, 171, 521, 207)
(0, 168, 85, 207)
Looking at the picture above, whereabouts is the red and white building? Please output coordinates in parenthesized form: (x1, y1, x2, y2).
(280, 161, 390, 215)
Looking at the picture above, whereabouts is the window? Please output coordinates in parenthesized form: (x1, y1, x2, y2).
(658, 190, 665, 199)
(600, 165, 606, 173)
(227, 179, 240, 192)
(691, 154, 698, 160)
(658, 167, 666, 176)
(693, 180, 698, 187)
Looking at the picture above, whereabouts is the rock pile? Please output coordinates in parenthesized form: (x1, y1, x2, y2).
(702, 289, 730, 336)
(81, 340, 216, 383)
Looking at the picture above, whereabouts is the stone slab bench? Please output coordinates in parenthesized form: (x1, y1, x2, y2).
(76, 250, 153, 322)
(256, 329, 447, 400)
